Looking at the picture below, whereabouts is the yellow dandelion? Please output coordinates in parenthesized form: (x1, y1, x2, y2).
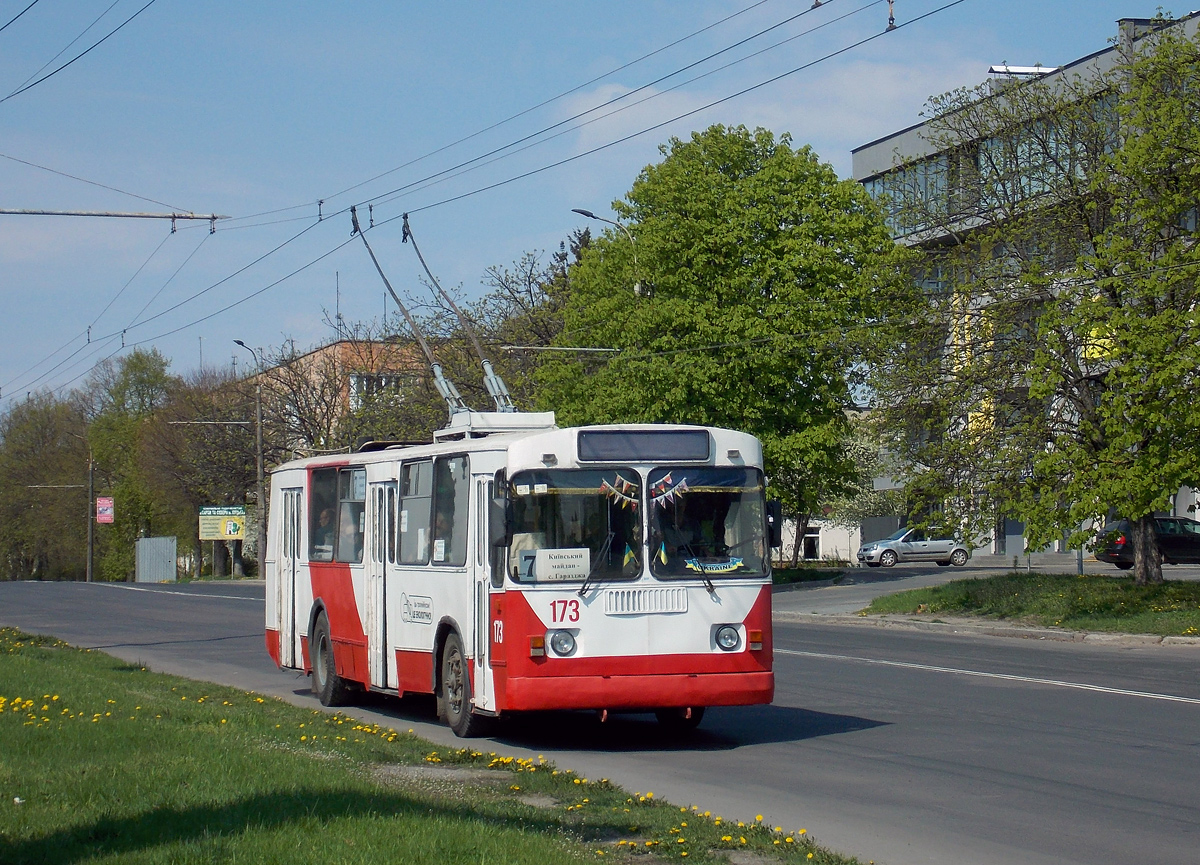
(755, 815, 763, 822)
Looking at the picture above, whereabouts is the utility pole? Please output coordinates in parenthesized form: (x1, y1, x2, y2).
(86, 451, 94, 583)
(234, 340, 266, 580)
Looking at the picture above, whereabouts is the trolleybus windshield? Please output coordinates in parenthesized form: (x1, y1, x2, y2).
(648, 467, 768, 578)
(508, 469, 642, 583)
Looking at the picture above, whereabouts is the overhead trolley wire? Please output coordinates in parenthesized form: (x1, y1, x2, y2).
(0, 0, 44, 36)
(12, 0, 122, 92)
(395, 0, 972, 218)
(369, 0, 883, 212)
(220, 0, 787, 225)
(354, 0, 840, 212)
(0, 150, 189, 211)
(10, 0, 969, 399)
(0, 0, 161, 105)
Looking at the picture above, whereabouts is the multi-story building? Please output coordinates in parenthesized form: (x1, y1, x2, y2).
(850, 14, 1200, 557)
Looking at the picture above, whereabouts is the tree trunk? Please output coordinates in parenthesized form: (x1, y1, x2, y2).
(1131, 514, 1164, 585)
(790, 514, 811, 569)
(231, 540, 244, 577)
(213, 541, 228, 578)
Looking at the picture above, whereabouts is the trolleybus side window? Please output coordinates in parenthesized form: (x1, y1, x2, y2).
(335, 468, 366, 564)
(432, 455, 469, 566)
(309, 468, 338, 562)
(399, 460, 433, 564)
(508, 468, 641, 583)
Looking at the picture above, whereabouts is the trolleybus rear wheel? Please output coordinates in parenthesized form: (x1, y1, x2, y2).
(440, 632, 491, 738)
(311, 611, 351, 707)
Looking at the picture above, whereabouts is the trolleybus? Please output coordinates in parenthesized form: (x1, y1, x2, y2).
(265, 411, 779, 736)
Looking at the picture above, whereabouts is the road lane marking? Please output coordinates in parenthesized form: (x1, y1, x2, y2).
(93, 583, 260, 602)
(776, 648, 1200, 705)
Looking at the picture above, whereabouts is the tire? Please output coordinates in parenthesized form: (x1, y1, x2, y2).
(1115, 562, 1133, 570)
(655, 707, 705, 731)
(950, 549, 969, 567)
(879, 549, 898, 568)
(311, 611, 351, 707)
(440, 633, 490, 738)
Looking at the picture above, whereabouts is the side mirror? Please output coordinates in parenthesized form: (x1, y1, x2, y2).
(489, 494, 512, 550)
(766, 500, 783, 549)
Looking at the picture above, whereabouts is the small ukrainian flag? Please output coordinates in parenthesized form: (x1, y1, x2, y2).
(658, 543, 668, 565)
(623, 544, 636, 567)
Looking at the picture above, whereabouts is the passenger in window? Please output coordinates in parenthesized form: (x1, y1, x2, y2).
(340, 516, 363, 562)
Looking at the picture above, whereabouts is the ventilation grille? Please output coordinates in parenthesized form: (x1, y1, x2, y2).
(604, 587, 688, 615)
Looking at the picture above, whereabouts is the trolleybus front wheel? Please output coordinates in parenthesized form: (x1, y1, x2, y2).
(655, 706, 705, 731)
(311, 611, 352, 707)
(440, 632, 491, 738)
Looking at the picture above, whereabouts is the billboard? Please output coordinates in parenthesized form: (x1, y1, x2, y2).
(199, 505, 246, 541)
(96, 497, 114, 524)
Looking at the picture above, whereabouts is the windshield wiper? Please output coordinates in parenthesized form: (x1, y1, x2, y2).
(578, 532, 615, 597)
(679, 543, 716, 593)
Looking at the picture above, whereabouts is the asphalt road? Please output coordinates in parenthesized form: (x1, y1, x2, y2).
(2, 578, 1198, 865)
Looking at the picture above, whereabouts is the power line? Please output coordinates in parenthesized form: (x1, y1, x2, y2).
(13, 0, 122, 92)
(0, 150, 189, 211)
(355, 0, 840, 213)
(370, 0, 882, 212)
(220, 0, 786, 226)
(0, 0, 43, 36)
(398, 0, 972, 218)
(0, 0, 161, 105)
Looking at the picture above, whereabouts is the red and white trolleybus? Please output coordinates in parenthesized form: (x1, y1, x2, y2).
(265, 411, 778, 736)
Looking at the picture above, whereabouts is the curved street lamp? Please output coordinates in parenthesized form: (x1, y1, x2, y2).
(571, 208, 645, 296)
(234, 340, 266, 581)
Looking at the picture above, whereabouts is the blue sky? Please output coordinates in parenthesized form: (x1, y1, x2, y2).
(0, 0, 1183, 403)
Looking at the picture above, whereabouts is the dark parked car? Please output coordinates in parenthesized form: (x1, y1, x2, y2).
(1094, 517, 1200, 569)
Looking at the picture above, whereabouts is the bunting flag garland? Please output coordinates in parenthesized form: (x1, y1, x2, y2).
(651, 475, 690, 508)
(685, 557, 744, 574)
(600, 479, 639, 510)
(658, 543, 669, 565)
(613, 473, 637, 494)
(623, 544, 636, 567)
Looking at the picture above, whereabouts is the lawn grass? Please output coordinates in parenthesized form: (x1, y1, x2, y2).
(864, 572, 1200, 636)
(0, 627, 856, 865)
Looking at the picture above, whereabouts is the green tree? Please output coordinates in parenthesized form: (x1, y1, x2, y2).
(79, 349, 180, 581)
(537, 125, 902, 537)
(871, 16, 1200, 584)
(0, 394, 90, 580)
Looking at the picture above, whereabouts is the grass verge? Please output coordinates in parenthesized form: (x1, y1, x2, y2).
(0, 627, 857, 864)
(864, 572, 1200, 636)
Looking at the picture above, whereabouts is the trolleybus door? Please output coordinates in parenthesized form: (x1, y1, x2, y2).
(367, 481, 397, 689)
(279, 488, 302, 668)
(472, 478, 495, 712)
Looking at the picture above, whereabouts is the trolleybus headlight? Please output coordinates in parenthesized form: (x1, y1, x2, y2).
(715, 625, 741, 651)
(548, 630, 576, 656)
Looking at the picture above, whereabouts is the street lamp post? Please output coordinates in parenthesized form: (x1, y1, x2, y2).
(234, 340, 266, 581)
(571, 208, 644, 295)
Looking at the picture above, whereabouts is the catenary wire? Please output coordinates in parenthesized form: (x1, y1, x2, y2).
(0, 229, 174, 393)
(0, 150, 188, 211)
(220, 0, 786, 225)
(11, 0, 121, 91)
(11, 0, 967, 398)
(0, 0, 43, 36)
(355, 0, 840, 211)
(0, 0, 161, 105)
(370, 0, 882, 211)
(395, 0, 971, 218)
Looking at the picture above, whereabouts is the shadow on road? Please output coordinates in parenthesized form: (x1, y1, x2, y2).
(324, 690, 888, 752)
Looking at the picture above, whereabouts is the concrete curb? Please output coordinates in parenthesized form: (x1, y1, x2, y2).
(773, 611, 1200, 647)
